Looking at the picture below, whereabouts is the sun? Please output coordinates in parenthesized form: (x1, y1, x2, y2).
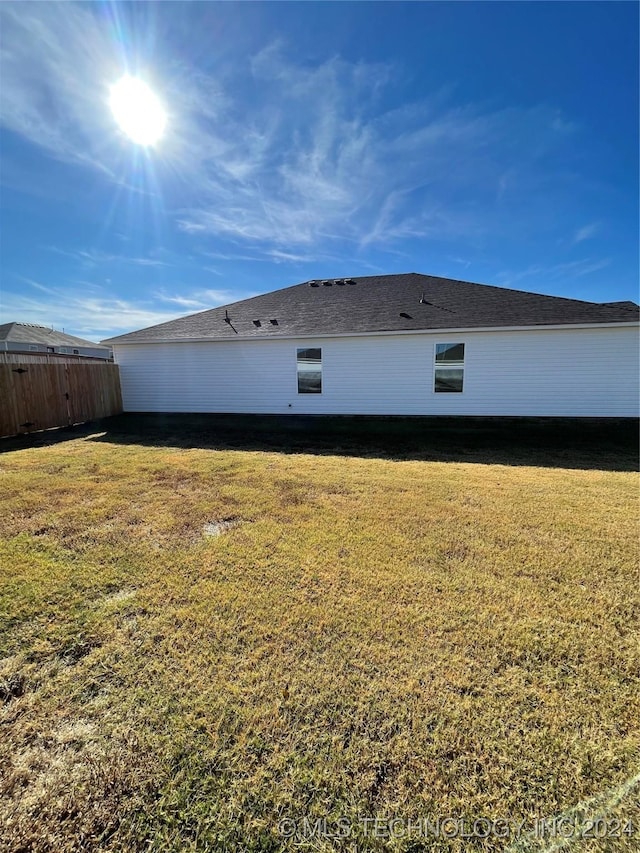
(109, 75, 166, 146)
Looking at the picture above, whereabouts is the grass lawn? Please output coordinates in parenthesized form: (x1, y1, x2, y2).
(1, 416, 638, 852)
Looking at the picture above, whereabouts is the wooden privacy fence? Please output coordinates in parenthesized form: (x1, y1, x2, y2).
(0, 362, 122, 438)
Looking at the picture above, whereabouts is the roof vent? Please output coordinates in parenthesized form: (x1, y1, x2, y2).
(270, 319, 278, 326)
(322, 279, 332, 286)
(309, 281, 319, 287)
(253, 319, 261, 327)
(334, 279, 346, 285)
(345, 278, 356, 284)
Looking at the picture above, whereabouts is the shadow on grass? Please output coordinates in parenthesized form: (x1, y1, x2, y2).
(2, 413, 638, 472)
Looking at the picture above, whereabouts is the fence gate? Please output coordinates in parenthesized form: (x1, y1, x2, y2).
(0, 363, 122, 438)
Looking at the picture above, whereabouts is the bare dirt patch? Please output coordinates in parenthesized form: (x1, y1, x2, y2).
(202, 516, 242, 537)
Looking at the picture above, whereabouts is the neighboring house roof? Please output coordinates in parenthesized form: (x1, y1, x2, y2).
(0, 322, 111, 350)
(102, 273, 640, 345)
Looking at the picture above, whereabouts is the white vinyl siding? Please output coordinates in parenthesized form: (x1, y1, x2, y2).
(113, 325, 639, 417)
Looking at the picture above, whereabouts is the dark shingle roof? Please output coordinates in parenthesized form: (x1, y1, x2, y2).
(0, 322, 111, 350)
(102, 273, 640, 344)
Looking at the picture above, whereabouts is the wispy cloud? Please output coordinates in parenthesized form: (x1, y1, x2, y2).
(154, 288, 234, 310)
(47, 247, 172, 268)
(174, 60, 576, 250)
(1, 279, 182, 340)
(448, 256, 472, 270)
(1, 4, 579, 257)
(0, 5, 122, 169)
(567, 258, 611, 278)
(497, 257, 611, 289)
(266, 249, 321, 264)
(572, 222, 600, 244)
(15, 276, 59, 296)
(129, 257, 171, 268)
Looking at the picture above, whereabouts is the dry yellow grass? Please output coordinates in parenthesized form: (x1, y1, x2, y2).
(0, 423, 638, 852)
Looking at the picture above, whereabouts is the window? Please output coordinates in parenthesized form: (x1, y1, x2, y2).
(29, 345, 38, 351)
(434, 343, 464, 392)
(297, 347, 322, 393)
(46, 346, 55, 353)
(73, 349, 79, 355)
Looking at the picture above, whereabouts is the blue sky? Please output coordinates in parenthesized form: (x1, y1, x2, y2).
(0, 1, 638, 341)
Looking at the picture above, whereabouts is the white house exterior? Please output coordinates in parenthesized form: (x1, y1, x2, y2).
(104, 274, 640, 418)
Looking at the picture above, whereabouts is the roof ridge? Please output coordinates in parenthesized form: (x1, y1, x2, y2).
(102, 272, 639, 345)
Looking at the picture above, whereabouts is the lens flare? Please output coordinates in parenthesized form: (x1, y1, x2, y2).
(109, 75, 166, 146)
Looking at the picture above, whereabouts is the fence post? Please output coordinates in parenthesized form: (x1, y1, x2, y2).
(63, 363, 72, 426)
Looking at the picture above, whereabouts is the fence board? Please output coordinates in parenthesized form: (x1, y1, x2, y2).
(0, 363, 122, 437)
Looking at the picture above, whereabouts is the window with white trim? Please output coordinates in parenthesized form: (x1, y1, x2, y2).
(297, 347, 322, 393)
(434, 343, 464, 392)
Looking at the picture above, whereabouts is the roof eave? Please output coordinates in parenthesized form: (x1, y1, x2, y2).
(106, 320, 640, 346)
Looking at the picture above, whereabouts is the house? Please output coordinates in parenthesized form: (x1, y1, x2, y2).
(0, 322, 113, 360)
(102, 273, 640, 417)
